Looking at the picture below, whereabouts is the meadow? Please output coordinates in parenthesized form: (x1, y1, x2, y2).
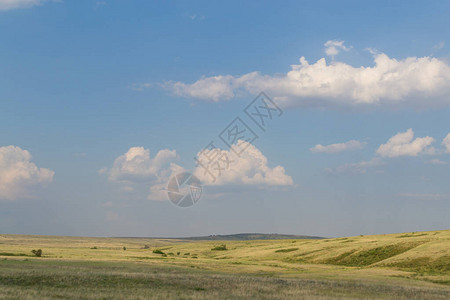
(0, 230, 449, 299)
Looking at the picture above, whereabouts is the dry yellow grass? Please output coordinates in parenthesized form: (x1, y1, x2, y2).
(0, 230, 449, 299)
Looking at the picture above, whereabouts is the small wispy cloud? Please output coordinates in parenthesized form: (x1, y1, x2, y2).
(324, 40, 352, 58)
(442, 133, 450, 153)
(433, 41, 445, 51)
(397, 192, 450, 200)
(96, 1, 106, 8)
(310, 140, 366, 154)
(105, 211, 121, 222)
(325, 158, 384, 175)
(428, 158, 449, 165)
(129, 82, 153, 91)
(183, 12, 205, 20)
(73, 152, 87, 158)
(0, 0, 57, 11)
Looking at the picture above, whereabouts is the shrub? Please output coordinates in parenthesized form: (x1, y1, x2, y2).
(153, 249, 165, 255)
(143, 245, 150, 249)
(31, 249, 42, 257)
(177, 252, 180, 255)
(184, 253, 190, 256)
(211, 244, 227, 251)
(0, 252, 28, 257)
(275, 247, 299, 253)
(123, 246, 127, 251)
(90, 246, 98, 249)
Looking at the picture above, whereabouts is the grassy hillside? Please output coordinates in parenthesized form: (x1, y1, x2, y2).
(0, 230, 449, 299)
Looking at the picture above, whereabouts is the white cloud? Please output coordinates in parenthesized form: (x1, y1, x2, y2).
(326, 158, 384, 175)
(310, 140, 365, 154)
(103, 143, 292, 201)
(103, 146, 183, 201)
(165, 74, 242, 102)
(442, 133, 450, 153)
(325, 130, 449, 174)
(376, 129, 435, 158)
(108, 147, 178, 182)
(324, 40, 351, 58)
(0, 0, 55, 11)
(0, 145, 54, 201)
(161, 45, 450, 109)
(193, 141, 293, 187)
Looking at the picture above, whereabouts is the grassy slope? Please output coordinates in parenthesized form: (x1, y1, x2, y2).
(0, 230, 449, 299)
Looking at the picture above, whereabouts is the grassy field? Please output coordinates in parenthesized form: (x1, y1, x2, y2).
(0, 230, 449, 299)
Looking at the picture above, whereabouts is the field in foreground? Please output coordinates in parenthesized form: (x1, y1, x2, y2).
(0, 230, 449, 299)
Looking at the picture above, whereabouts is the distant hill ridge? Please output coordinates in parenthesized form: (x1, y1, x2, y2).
(177, 233, 325, 240)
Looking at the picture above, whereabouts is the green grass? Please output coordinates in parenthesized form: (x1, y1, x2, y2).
(322, 243, 423, 266)
(388, 256, 450, 274)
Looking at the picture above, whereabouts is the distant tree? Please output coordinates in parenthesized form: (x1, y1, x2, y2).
(123, 246, 127, 251)
(31, 249, 42, 257)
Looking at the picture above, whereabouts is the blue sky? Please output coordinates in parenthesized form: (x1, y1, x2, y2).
(1, 0, 449, 237)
